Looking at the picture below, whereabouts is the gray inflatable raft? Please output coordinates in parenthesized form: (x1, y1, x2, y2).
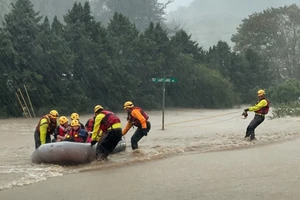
(31, 137, 126, 165)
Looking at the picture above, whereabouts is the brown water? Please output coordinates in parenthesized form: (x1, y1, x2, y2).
(0, 108, 299, 191)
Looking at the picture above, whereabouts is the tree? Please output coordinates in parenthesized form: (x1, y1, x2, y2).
(206, 41, 232, 77)
(206, 41, 273, 102)
(93, 0, 172, 30)
(168, 54, 238, 108)
(35, 16, 74, 110)
(0, 30, 19, 117)
(30, 0, 87, 22)
(0, 0, 16, 26)
(0, 0, 249, 117)
(63, 2, 111, 111)
(51, 15, 64, 36)
(268, 79, 300, 103)
(133, 22, 176, 108)
(3, 0, 47, 108)
(232, 4, 300, 81)
(169, 29, 205, 62)
(105, 13, 141, 106)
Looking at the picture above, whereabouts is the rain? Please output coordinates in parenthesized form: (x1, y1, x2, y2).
(1, 0, 300, 199)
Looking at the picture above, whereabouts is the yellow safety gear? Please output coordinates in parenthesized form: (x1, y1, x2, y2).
(123, 101, 134, 109)
(248, 99, 268, 112)
(94, 105, 103, 113)
(39, 118, 49, 144)
(70, 113, 80, 120)
(59, 116, 68, 125)
(91, 113, 122, 141)
(49, 110, 59, 119)
(71, 119, 80, 127)
(257, 89, 266, 97)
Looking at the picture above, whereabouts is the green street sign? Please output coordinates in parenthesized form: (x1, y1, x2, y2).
(151, 78, 177, 83)
(164, 78, 177, 83)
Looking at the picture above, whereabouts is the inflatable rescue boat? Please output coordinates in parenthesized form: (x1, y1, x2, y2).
(31, 137, 126, 165)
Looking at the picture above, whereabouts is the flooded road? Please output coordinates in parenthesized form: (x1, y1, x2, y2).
(0, 108, 299, 194)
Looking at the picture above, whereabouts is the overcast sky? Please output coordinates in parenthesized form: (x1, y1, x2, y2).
(159, 0, 194, 12)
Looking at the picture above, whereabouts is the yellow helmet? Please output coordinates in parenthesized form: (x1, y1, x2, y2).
(124, 101, 134, 109)
(94, 105, 103, 113)
(257, 89, 266, 97)
(59, 116, 68, 125)
(71, 119, 80, 127)
(70, 113, 80, 120)
(49, 110, 59, 119)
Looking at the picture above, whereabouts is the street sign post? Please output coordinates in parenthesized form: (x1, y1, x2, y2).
(152, 74, 178, 130)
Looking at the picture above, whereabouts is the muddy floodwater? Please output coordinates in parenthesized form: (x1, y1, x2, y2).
(1, 108, 300, 199)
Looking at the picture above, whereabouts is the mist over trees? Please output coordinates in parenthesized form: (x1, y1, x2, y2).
(0, 0, 300, 118)
(167, 0, 300, 49)
(1, 0, 171, 31)
(232, 4, 300, 80)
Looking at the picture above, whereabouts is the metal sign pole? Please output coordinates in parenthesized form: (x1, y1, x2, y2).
(151, 76, 177, 131)
(162, 71, 166, 130)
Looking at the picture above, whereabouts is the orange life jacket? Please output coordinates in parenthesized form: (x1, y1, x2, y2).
(99, 110, 121, 132)
(255, 98, 270, 115)
(35, 115, 57, 135)
(127, 107, 149, 127)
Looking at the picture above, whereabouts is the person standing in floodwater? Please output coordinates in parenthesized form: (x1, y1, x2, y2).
(91, 105, 123, 161)
(34, 110, 58, 149)
(243, 89, 270, 141)
(122, 101, 151, 150)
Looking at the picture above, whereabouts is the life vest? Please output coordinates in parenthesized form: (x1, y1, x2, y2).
(127, 107, 149, 127)
(57, 125, 68, 137)
(80, 122, 85, 130)
(255, 98, 270, 115)
(35, 115, 57, 135)
(66, 129, 87, 143)
(85, 117, 95, 132)
(98, 110, 121, 132)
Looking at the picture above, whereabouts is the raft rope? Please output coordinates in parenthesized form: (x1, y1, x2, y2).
(9, 111, 243, 132)
(153, 111, 242, 128)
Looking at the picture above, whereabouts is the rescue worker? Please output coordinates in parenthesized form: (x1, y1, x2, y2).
(53, 116, 70, 142)
(85, 116, 95, 133)
(85, 115, 95, 143)
(34, 110, 59, 149)
(243, 89, 270, 141)
(70, 112, 85, 129)
(90, 105, 122, 161)
(63, 119, 88, 143)
(122, 101, 151, 150)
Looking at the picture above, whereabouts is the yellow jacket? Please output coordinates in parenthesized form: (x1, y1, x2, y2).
(37, 115, 57, 144)
(91, 113, 122, 141)
(39, 118, 49, 144)
(248, 99, 268, 112)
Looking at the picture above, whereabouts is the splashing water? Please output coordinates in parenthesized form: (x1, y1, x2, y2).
(0, 109, 300, 191)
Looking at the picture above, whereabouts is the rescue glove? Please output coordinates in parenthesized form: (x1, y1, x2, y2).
(242, 111, 248, 118)
(141, 128, 148, 136)
(91, 140, 97, 147)
(242, 108, 249, 118)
